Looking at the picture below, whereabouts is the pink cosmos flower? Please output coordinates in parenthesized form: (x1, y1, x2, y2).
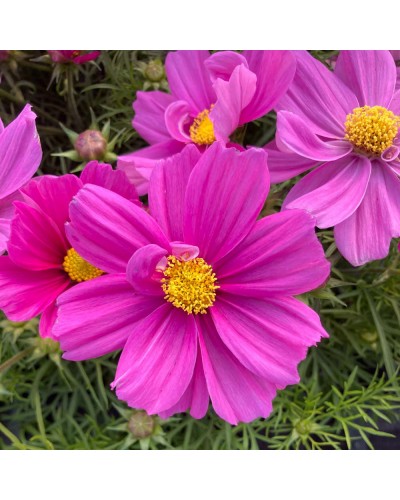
(54, 143, 330, 425)
(266, 50, 400, 267)
(0, 104, 42, 254)
(117, 50, 296, 195)
(47, 50, 101, 64)
(0, 161, 138, 339)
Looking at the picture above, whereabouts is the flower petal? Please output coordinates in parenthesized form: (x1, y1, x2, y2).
(113, 304, 198, 414)
(335, 50, 396, 107)
(283, 155, 371, 228)
(149, 144, 201, 241)
(55, 274, 163, 360)
(0, 257, 69, 321)
(164, 100, 192, 143)
(278, 51, 358, 139)
(117, 140, 185, 196)
(197, 313, 276, 425)
(334, 160, 400, 266)
(39, 301, 60, 339)
(240, 50, 296, 123)
(276, 111, 352, 161)
(132, 90, 176, 145)
(205, 51, 248, 82)
(0, 104, 42, 200)
(216, 209, 330, 297)
(66, 184, 171, 274)
(126, 244, 167, 296)
(211, 293, 328, 384)
(165, 50, 215, 114)
(184, 143, 270, 264)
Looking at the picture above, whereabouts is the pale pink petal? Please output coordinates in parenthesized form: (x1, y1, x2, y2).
(66, 185, 171, 274)
(126, 244, 167, 296)
(211, 64, 257, 143)
(165, 50, 215, 114)
(335, 160, 400, 266)
(211, 293, 328, 385)
(0, 257, 69, 321)
(164, 100, 192, 143)
(55, 274, 163, 360)
(148, 144, 201, 241)
(132, 90, 176, 145)
(335, 50, 396, 107)
(263, 139, 318, 183)
(216, 209, 330, 297)
(117, 140, 185, 196)
(0, 104, 42, 199)
(276, 111, 352, 161)
(197, 314, 275, 425)
(184, 143, 269, 264)
(241, 50, 296, 123)
(113, 304, 198, 414)
(283, 155, 371, 228)
(278, 50, 359, 139)
(205, 51, 248, 82)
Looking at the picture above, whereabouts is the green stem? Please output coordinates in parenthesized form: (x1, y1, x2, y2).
(0, 346, 35, 374)
(67, 66, 83, 128)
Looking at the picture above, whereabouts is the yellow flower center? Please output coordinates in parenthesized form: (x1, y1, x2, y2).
(344, 106, 400, 156)
(161, 256, 219, 314)
(189, 108, 216, 146)
(63, 248, 104, 282)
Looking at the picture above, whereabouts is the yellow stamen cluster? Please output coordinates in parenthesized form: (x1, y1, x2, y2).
(344, 105, 400, 156)
(189, 108, 216, 146)
(63, 248, 104, 282)
(161, 256, 219, 314)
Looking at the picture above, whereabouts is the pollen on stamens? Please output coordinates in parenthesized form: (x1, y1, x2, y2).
(189, 107, 216, 146)
(344, 105, 400, 156)
(63, 248, 104, 282)
(161, 256, 219, 314)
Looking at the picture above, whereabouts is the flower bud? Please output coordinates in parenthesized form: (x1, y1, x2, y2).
(128, 410, 156, 439)
(74, 130, 107, 161)
(144, 60, 165, 82)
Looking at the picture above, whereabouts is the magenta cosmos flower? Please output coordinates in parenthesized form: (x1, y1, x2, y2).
(47, 50, 101, 64)
(0, 161, 138, 338)
(54, 143, 330, 424)
(0, 104, 42, 254)
(117, 50, 296, 195)
(266, 50, 400, 267)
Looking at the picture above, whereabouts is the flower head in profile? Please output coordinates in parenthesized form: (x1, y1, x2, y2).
(48, 50, 101, 65)
(0, 161, 138, 338)
(266, 50, 400, 266)
(117, 50, 296, 195)
(55, 143, 329, 425)
(0, 104, 42, 254)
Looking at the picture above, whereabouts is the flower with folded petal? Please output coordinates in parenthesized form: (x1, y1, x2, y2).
(0, 161, 139, 338)
(0, 104, 42, 254)
(117, 50, 296, 195)
(266, 50, 400, 266)
(55, 143, 330, 425)
(48, 50, 101, 65)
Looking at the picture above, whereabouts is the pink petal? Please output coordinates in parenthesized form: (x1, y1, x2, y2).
(184, 143, 270, 264)
(205, 51, 248, 82)
(277, 111, 352, 161)
(66, 184, 171, 274)
(132, 91, 176, 145)
(278, 50, 359, 139)
(165, 50, 215, 114)
(0, 256, 69, 321)
(0, 219, 10, 254)
(335, 50, 396, 107)
(283, 155, 371, 228)
(335, 160, 400, 266)
(113, 304, 198, 414)
(72, 51, 101, 64)
(39, 301, 60, 339)
(80, 161, 138, 202)
(148, 144, 201, 241)
(0, 104, 42, 200)
(263, 139, 318, 183)
(211, 293, 328, 385)
(216, 209, 330, 297)
(117, 140, 185, 196)
(55, 274, 163, 361)
(126, 244, 167, 296)
(197, 314, 276, 425)
(164, 100, 192, 143)
(0, 190, 24, 253)
(389, 89, 400, 115)
(240, 50, 296, 123)
(211, 64, 257, 143)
